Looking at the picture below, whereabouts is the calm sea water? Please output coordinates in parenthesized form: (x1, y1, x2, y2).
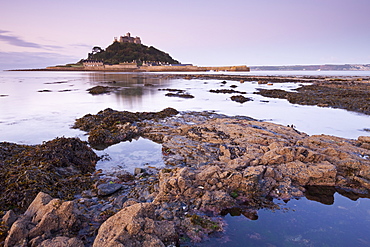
(1, 70, 370, 246)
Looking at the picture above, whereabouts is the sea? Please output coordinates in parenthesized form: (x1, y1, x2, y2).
(1, 70, 370, 246)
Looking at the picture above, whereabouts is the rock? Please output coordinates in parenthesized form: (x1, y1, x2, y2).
(359, 136, 370, 143)
(276, 161, 336, 186)
(97, 183, 123, 196)
(199, 191, 236, 213)
(134, 167, 144, 175)
(230, 95, 252, 103)
(93, 203, 178, 247)
(39, 236, 84, 247)
(24, 192, 53, 219)
(4, 217, 31, 247)
(112, 194, 128, 208)
(353, 176, 370, 190)
(196, 166, 221, 181)
(243, 165, 266, 182)
(4, 192, 84, 247)
(87, 85, 116, 95)
(2, 210, 17, 227)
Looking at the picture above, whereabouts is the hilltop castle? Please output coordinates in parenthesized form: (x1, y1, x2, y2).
(114, 32, 141, 44)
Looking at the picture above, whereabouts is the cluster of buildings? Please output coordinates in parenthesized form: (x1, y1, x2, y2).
(114, 32, 141, 44)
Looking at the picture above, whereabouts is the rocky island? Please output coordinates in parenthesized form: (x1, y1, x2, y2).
(38, 32, 249, 73)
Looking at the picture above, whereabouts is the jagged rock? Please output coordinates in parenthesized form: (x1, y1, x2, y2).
(2, 210, 17, 228)
(4, 192, 83, 247)
(93, 203, 178, 247)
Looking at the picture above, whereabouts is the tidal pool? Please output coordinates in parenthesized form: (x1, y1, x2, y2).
(95, 137, 165, 175)
(202, 193, 370, 247)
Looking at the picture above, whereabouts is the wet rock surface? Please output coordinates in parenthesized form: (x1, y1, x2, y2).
(87, 86, 117, 95)
(2, 108, 370, 246)
(230, 95, 252, 103)
(165, 92, 195, 99)
(209, 88, 246, 94)
(159, 88, 195, 99)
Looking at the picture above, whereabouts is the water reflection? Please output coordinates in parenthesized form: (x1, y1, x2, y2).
(205, 189, 370, 247)
(305, 186, 370, 205)
(94, 137, 165, 175)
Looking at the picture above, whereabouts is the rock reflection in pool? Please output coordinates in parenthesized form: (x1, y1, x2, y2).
(203, 190, 370, 247)
(95, 137, 165, 175)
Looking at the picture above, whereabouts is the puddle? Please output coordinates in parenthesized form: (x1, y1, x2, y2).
(95, 137, 165, 175)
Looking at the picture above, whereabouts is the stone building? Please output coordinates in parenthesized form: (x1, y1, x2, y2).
(82, 60, 104, 67)
(114, 32, 141, 44)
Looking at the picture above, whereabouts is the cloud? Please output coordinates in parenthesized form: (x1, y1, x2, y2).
(71, 43, 92, 48)
(0, 51, 79, 70)
(0, 30, 63, 50)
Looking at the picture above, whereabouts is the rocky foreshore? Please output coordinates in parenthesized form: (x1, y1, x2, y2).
(151, 74, 370, 115)
(1, 108, 370, 246)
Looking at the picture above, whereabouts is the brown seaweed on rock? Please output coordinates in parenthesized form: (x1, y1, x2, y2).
(0, 137, 99, 213)
(73, 107, 179, 149)
(87, 85, 117, 95)
(255, 81, 370, 115)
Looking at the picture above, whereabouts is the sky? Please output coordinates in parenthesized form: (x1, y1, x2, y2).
(1, 0, 370, 69)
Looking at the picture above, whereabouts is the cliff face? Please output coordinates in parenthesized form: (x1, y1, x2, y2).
(88, 42, 180, 65)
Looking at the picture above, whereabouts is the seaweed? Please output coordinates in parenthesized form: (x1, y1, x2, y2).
(73, 108, 179, 148)
(0, 137, 99, 212)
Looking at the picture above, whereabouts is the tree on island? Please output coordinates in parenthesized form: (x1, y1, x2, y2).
(92, 46, 104, 54)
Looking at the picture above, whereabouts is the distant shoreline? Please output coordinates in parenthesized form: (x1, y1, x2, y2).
(250, 64, 370, 71)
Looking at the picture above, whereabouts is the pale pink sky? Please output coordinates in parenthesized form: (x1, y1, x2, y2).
(1, 0, 370, 69)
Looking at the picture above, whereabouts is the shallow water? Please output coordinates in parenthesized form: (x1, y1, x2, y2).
(203, 194, 370, 247)
(1, 70, 370, 246)
(95, 137, 165, 174)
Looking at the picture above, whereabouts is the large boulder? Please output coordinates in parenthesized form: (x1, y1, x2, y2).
(93, 203, 178, 247)
(4, 192, 84, 247)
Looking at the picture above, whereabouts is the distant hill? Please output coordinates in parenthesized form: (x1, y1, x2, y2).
(250, 64, 370, 71)
(85, 42, 180, 65)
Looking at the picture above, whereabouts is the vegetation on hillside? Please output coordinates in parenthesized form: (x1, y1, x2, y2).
(87, 42, 180, 65)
